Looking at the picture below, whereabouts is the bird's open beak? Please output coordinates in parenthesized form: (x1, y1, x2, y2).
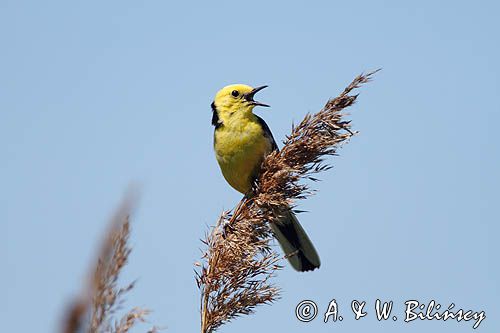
(245, 85, 270, 107)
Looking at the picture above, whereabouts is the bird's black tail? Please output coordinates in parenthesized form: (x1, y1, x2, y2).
(270, 210, 320, 272)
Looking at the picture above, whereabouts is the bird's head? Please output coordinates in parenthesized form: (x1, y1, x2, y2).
(211, 84, 269, 126)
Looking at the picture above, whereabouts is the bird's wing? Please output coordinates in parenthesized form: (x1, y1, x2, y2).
(255, 115, 279, 152)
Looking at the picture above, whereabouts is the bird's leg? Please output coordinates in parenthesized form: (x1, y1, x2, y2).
(222, 200, 243, 238)
(228, 198, 247, 224)
(222, 194, 253, 237)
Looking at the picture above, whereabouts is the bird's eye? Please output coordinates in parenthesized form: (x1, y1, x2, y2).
(231, 90, 239, 97)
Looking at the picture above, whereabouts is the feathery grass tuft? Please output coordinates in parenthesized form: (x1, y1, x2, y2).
(62, 193, 158, 333)
(196, 70, 378, 333)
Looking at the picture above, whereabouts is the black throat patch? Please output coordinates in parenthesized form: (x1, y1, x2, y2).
(211, 101, 222, 129)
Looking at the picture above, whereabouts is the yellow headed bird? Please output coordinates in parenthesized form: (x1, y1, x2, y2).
(211, 84, 320, 272)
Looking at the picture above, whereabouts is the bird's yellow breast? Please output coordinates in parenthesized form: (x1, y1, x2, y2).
(214, 116, 272, 194)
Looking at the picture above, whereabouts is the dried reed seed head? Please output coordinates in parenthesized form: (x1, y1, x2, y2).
(62, 191, 157, 333)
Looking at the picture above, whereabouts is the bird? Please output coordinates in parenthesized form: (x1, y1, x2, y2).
(211, 84, 320, 272)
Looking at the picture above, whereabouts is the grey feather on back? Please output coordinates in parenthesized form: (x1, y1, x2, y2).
(255, 115, 278, 152)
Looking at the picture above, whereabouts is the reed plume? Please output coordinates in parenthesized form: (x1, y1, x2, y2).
(62, 192, 157, 333)
(196, 70, 378, 333)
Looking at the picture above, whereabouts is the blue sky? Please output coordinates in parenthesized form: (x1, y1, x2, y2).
(1, 1, 499, 332)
